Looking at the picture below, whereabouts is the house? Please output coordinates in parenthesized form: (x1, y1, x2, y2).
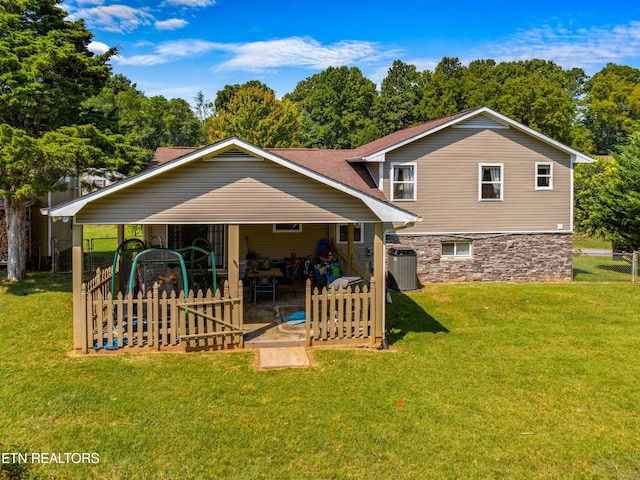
(149, 106, 592, 285)
(47, 106, 591, 353)
(344, 106, 593, 283)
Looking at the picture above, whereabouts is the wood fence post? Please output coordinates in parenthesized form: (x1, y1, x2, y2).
(305, 279, 311, 346)
(81, 283, 88, 354)
(153, 282, 160, 350)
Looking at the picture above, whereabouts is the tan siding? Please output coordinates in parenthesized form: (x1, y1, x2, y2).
(140, 224, 333, 268)
(241, 224, 330, 260)
(77, 159, 379, 225)
(385, 127, 572, 233)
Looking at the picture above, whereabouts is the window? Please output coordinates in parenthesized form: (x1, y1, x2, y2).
(337, 223, 363, 243)
(273, 224, 301, 233)
(479, 164, 503, 201)
(391, 163, 416, 201)
(535, 162, 553, 190)
(441, 241, 471, 257)
(168, 224, 225, 268)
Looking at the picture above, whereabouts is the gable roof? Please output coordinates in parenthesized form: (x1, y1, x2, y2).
(347, 106, 594, 164)
(48, 137, 418, 223)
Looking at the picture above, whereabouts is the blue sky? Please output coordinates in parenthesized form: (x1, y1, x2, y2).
(62, 0, 640, 106)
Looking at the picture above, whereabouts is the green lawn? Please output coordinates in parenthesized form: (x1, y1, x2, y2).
(83, 225, 143, 269)
(1, 272, 639, 479)
(573, 254, 634, 282)
(573, 233, 612, 250)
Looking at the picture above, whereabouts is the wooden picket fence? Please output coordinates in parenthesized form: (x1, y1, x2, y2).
(305, 277, 377, 346)
(81, 274, 243, 354)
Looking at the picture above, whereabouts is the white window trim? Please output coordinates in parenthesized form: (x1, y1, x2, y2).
(273, 224, 302, 233)
(441, 241, 472, 258)
(478, 163, 504, 201)
(336, 223, 364, 244)
(535, 162, 553, 190)
(390, 162, 417, 202)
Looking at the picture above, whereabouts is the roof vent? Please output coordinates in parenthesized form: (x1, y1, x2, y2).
(205, 149, 262, 161)
(453, 115, 509, 129)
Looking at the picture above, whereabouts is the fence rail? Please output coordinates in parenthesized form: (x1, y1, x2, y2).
(305, 277, 377, 346)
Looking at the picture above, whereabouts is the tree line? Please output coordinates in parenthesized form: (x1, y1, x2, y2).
(2, 0, 640, 281)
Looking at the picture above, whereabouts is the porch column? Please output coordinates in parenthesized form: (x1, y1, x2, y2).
(72, 222, 84, 350)
(346, 223, 355, 275)
(373, 222, 385, 343)
(227, 224, 240, 298)
(117, 224, 125, 245)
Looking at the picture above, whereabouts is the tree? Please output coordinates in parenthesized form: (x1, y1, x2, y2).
(582, 64, 640, 155)
(193, 90, 213, 141)
(583, 133, 640, 251)
(494, 74, 576, 144)
(0, 0, 114, 136)
(208, 84, 302, 148)
(414, 57, 466, 120)
(374, 60, 421, 136)
(214, 80, 273, 112)
(574, 156, 616, 234)
(286, 66, 378, 149)
(0, 0, 114, 281)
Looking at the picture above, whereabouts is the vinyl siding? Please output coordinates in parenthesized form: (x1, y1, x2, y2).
(76, 158, 379, 225)
(385, 126, 572, 233)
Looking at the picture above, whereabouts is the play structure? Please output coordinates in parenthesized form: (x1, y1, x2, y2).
(111, 238, 217, 298)
(97, 239, 218, 350)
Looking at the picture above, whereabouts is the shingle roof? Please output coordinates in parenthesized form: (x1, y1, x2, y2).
(347, 107, 481, 159)
(148, 146, 200, 168)
(266, 148, 385, 200)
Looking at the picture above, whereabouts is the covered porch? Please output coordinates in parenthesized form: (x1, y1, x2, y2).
(48, 137, 419, 354)
(75, 221, 385, 353)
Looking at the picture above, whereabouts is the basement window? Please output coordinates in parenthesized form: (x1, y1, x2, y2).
(441, 241, 471, 258)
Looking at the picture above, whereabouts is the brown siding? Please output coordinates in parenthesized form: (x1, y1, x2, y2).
(77, 159, 379, 225)
(385, 126, 572, 233)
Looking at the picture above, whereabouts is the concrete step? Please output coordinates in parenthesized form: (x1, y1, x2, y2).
(258, 346, 310, 369)
(245, 338, 305, 349)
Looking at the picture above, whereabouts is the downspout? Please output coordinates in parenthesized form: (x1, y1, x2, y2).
(381, 220, 417, 349)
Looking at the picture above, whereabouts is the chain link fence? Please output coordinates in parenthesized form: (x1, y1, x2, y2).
(573, 249, 639, 283)
(52, 236, 118, 273)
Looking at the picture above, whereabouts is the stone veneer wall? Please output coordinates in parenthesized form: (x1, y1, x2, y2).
(387, 233, 573, 285)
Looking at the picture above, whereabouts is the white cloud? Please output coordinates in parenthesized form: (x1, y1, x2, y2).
(155, 18, 188, 30)
(397, 20, 640, 77)
(115, 39, 223, 66)
(480, 21, 640, 71)
(68, 5, 154, 33)
(88, 41, 111, 55)
(217, 37, 388, 72)
(75, 0, 105, 5)
(113, 36, 392, 71)
(162, 0, 216, 6)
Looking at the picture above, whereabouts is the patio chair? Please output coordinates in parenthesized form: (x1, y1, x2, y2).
(279, 263, 299, 298)
(254, 275, 277, 305)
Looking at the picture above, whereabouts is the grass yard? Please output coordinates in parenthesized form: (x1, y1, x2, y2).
(572, 233, 612, 250)
(1, 272, 639, 479)
(573, 254, 634, 282)
(83, 225, 143, 269)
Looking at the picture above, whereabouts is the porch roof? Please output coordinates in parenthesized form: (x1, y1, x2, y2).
(47, 137, 420, 225)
